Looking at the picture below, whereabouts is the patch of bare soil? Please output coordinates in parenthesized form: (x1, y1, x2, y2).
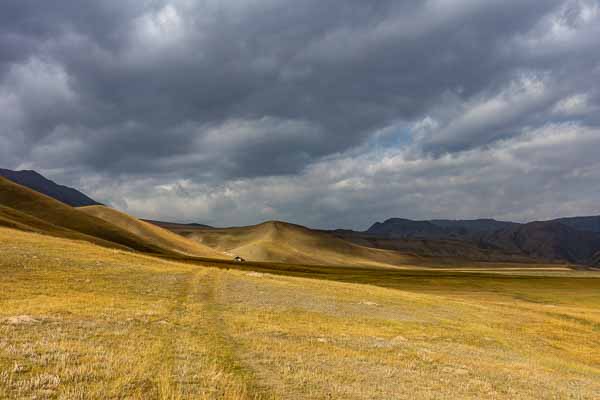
(2, 315, 41, 325)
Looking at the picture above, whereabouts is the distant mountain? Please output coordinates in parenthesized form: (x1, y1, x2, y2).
(0, 168, 101, 207)
(552, 216, 600, 234)
(367, 218, 448, 239)
(482, 221, 600, 266)
(144, 220, 213, 230)
(366, 218, 515, 239)
(331, 231, 534, 263)
(365, 216, 600, 266)
(429, 219, 518, 234)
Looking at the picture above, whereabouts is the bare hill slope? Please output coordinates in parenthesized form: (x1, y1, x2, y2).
(157, 220, 460, 267)
(0, 177, 178, 254)
(79, 205, 226, 259)
(0, 204, 128, 250)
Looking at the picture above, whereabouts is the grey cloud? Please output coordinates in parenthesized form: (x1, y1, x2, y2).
(80, 122, 600, 229)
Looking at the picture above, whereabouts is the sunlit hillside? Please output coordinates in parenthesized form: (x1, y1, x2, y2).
(79, 205, 227, 259)
(0, 177, 164, 254)
(171, 220, 420, 267)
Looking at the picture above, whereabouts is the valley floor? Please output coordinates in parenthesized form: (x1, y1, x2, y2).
(0, 227, 599, 399)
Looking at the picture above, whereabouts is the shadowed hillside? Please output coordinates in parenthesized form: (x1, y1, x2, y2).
(367, 218, 449, 239)
(142, 219, 213, 229)
(554, 215, 600, 233)
(483, 221, 600, 266)
(366, 217, 517, 239)
(0, 204, 128, 250)
(360, 216, 600, 266)
(0, 177, 178, 254)
(332, 231, 535, 263)
(79, 206, 226, 259)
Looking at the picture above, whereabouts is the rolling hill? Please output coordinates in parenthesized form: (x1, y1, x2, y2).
(0, 168, 101, 207)
(0, 177, 197, 255)
(151, 220, 423, 267)
(0, 204, 126, 250)
(79, 206, 226, 259)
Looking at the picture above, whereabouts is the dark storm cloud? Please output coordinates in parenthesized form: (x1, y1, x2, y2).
(1, 0, 600, 227)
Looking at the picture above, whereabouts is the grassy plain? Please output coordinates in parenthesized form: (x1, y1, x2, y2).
(0, 227, 599, 399)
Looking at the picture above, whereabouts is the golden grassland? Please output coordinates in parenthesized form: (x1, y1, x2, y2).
(1, 227, 599, 399)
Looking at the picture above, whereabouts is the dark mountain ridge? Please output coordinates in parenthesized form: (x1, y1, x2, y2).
(481, 221, 600, 266)
(366, 217, 517, 239)
(365, 216, 600, 266)
(143, 220, 213, 230)
(367, 218, 449, 239)
(0, 168, 101, 207)
(552, 216, 600, 234)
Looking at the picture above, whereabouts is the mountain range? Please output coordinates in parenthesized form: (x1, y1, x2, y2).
(1, 168, 599, 267)
(361, 217, 600, 266)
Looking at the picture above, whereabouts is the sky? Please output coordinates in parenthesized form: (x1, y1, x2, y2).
(1, 0, 600, 229)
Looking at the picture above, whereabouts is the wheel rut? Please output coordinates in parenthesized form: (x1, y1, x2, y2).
(159, 269, 271, 399)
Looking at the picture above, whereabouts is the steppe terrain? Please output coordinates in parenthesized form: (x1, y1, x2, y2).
(1, 227, 599, 399)
(0, 175, 599, 399)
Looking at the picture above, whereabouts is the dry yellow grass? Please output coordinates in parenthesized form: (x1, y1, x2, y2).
(0, 226, 599, 399)
(217, 272, 600, 399)
(79, 205, 227, 259)
(0, 228, 266, 399)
